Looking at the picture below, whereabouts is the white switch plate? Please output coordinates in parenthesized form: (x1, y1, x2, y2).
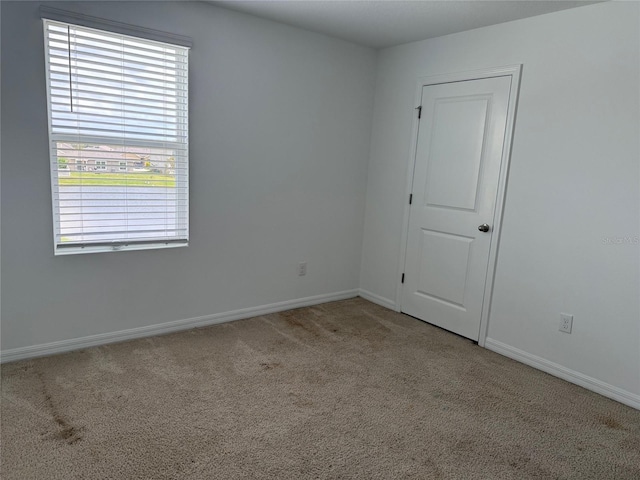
(559, 313, 573, 334)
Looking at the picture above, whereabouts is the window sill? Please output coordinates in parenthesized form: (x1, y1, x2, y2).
(54, 241, 188, 256)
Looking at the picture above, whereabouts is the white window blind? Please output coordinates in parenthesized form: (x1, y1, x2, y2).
(43, 19, 189, 255)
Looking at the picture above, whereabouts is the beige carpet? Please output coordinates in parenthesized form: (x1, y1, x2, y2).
(1, 298, 639, 479)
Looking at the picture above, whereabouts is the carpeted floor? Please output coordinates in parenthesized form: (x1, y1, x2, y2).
(1, 298, 639, 479)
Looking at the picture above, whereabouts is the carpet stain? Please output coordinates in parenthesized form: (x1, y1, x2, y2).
(281, 313, 321, 337)
(259, 362, 281, 370)
(599, 415, 625, 430)
(37, 371, 83, 445)
(283, 317, 303, 328)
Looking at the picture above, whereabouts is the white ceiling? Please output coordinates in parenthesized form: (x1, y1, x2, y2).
(208, 0, 601, 49)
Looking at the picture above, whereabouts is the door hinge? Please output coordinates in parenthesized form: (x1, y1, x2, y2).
(409, 193, 413, 205)
(401, 273, 405, 283)
(416, 105, 422, 119)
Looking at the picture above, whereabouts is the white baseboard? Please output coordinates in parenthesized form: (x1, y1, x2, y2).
(358, 289, 397, 311)
(485, 338, 640, 410)
(0, 289, 359, 364)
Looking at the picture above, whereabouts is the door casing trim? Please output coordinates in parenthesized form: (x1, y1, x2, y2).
(395, 64, 523, 347)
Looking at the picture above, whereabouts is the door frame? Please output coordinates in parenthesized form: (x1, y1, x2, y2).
(395, 64, 523, 347)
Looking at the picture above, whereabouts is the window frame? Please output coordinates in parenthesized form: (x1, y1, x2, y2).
(42, 16, 190, 256)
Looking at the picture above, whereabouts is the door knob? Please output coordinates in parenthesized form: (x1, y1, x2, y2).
(478, 224, 490, 232)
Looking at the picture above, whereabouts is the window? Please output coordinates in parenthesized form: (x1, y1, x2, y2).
(43, 18, 189, 255)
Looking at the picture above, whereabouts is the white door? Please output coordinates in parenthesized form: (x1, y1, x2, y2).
(402, 76, 512, 341)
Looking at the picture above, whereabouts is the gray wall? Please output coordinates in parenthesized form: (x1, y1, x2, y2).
(1, 1, 377, 350)
(359, 1, 640, 400)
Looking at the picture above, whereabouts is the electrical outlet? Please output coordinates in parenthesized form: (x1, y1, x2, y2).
(559, 313, 573, 334)
(298, 262, 307, 276)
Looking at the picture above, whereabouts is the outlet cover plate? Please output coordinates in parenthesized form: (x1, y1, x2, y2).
(298, 262, 307, 276)
(559, 313, 573, 334)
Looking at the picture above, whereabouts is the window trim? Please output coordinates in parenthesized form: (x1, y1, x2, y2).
(39, 6, 193, 48)
(42, 17, 190, 255)
(55, 239, 188, 256)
